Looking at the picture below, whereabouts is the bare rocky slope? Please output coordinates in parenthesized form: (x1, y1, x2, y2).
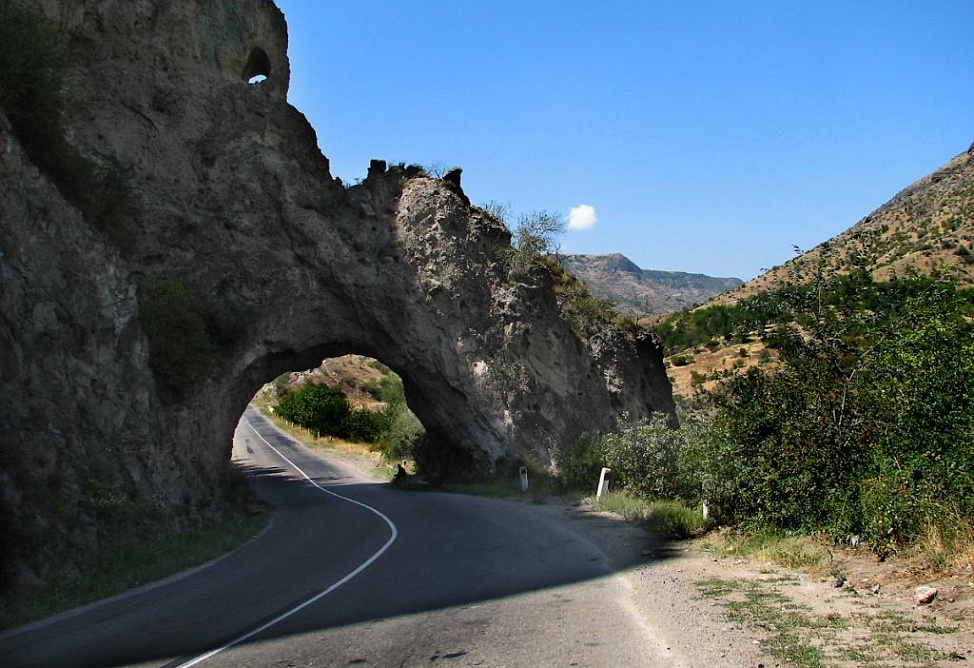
(560, 253, 742, 315)
(0, 0, 674, 588)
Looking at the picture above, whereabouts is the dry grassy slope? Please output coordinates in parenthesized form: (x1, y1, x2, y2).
(664, 144, 974, 399)
(666, 340, 776, 400)
(287, 355, 389, 410)
(715, 146, 974, 306)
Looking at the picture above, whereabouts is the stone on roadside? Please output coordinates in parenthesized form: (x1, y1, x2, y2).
(914, 585, 938, 605)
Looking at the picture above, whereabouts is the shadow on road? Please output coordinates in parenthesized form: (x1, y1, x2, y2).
(0, 412, 686, 668)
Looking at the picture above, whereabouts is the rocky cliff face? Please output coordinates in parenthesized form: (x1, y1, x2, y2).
(0, 0, 674, 584)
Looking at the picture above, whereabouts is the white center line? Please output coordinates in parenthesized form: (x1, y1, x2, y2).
(173, 419, 399, 667)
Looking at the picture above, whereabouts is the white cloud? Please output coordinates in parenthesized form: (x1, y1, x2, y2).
(568, 204, 598, 231)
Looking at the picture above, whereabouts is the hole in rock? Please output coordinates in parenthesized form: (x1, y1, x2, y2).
(242, 46, 271, 84)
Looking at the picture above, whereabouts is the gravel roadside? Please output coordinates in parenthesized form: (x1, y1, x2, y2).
(521, 498, 771, 668)
(307, 438, 974, 667)
(522, 496, 974, 668)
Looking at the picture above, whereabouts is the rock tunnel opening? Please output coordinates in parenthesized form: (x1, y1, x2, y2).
(244, 354, 428, 477)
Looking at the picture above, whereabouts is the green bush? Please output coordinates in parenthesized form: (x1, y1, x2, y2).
(555, 433, 606, 493)
(706, 364, 866, 533)
(377, 407, 424, 460)
(344, 408, 388, 443)
(858, 472, 917, 558)
(276, 370, 427, 457)
(601, 413, 684, 501)
(379, 373, 407, 410)
(276, 384, 351, 438)
(695, 270, 974, 552)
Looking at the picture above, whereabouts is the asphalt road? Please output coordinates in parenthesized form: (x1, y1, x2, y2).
(1, 406, 677, 667)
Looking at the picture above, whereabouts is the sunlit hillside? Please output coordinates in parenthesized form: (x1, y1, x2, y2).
(664, 143, 974, 399)
(714, 146, 974, 306)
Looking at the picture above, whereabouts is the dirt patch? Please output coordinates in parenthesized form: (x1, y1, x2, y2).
(665, 339, 773, 398)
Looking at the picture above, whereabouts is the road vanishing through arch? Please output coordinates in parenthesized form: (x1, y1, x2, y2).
(1, 406, 679, 667)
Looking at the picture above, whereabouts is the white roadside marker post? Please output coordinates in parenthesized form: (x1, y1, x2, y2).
(596, 467, 612, 501)
(519, 466, 529, 493)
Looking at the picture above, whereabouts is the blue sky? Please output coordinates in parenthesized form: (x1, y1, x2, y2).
(274, 1, 973, 280)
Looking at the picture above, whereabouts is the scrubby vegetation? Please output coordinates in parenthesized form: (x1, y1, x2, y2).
(559, 256, 974, 565)
(483, 204, 638, 336)
(274, 368, 425, 463)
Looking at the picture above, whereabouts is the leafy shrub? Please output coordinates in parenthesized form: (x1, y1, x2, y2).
(276, 384, 351, 438)
(555, 433, 606, 493)
(379, 373, 407, 410)
(858, 472, 917, 558)
(276, 368, 427, 457)
(344, 408, 389, 443)
(705, 364, 866, 533)
(601, 413, 684, 501)
(373, 372, 425, 458)
(694, 268, 974, 553)
(377, 407, 425, 460)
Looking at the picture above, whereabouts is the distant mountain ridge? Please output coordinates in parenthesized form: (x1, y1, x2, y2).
(559, 253, 743, 315)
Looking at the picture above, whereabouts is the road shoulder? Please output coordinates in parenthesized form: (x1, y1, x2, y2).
(519, 497, 974, 667)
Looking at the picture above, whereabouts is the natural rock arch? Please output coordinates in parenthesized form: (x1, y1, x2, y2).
(202, 159, 674, 478)
(0, 0, 675, 582)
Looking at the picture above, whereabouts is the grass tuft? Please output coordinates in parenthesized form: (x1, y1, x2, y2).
(597, 492, 708, 539)
(704, 530, 829, 571)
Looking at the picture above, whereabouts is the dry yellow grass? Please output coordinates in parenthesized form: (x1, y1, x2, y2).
(665, 339, 776, 399)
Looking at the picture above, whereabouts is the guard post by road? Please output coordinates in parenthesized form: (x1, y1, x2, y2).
(596, 467, 612, 501)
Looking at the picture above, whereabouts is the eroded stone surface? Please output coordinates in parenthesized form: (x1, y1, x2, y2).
(0, 0, 674, 581)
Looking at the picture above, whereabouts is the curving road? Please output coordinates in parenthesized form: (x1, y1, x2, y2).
(0, 406, 677, 667)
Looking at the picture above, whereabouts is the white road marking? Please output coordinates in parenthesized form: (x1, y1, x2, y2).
(173, 419, 399, 668)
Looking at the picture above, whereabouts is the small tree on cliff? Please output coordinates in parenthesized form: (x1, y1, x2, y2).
(499, 210, 565, 278)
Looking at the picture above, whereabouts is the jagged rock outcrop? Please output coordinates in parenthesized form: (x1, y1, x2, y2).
(0, 0, 674, 584)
